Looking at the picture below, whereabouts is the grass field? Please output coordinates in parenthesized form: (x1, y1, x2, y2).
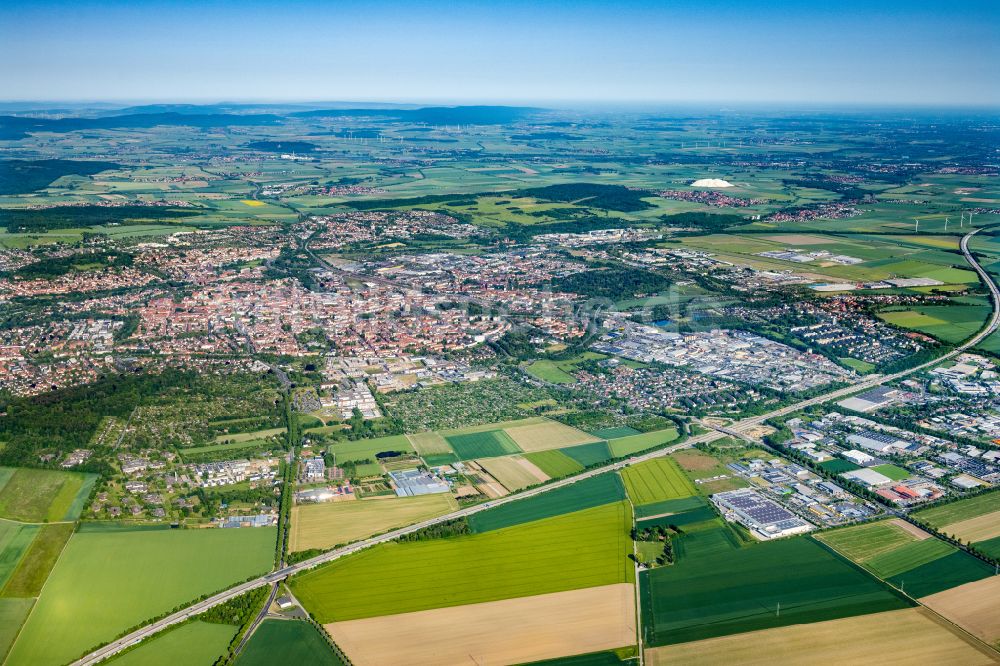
(0, 521, 40, 590)
(819, 459, 861, 474)
(524, 450, 585, 479)
(621, 458, 695, 506)
(352, 462, 382, 477)
(108, 621, 237, 666)
(525, 360, 577, 384)
(878, 306, 990, 344)
(469, 473, 626, 533)
(446, 429, 522, 460)
(236, 619, 343, 666)
(406, 431, 454, 456)
(640, 534, 911, 646)
(913, 492, 1000, 528)
(291, 502, 634, 622)
(0, 598, 33, 663)
(290, 494, 457, 552)
(814, 521, 917, 562)
(327, 435, 415, 463)
(839, 357, 876, 373)
(865, 538, 955, 579)
(591, 427, 641, 439)
(7, 526, 276, 666)
(213, 427, 286, 443)
(181, 440, 273, 457)
(634, 496, 709, 520)
(562, 441, 613, 467)
(872, 464, 910, 481)
(884, 550, 993, 598)
(0, 467, 89, 522)
(504, 420, 601, 452)
(921, 575, 1000, 649)
(478, 456, 549, 491)
(644, 608, 999, 666)
(1, 522, 74, 597)
(607, 428, 680, 457)
(327, 583, 635, 666)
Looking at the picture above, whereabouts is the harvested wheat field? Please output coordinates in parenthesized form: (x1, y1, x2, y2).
(921, 575, 1000, 647)
(644, 608, 998, 666)
(942, 510, 1000, 543)
(326, 583, 636, 666)
(477, 455, 549, 491)
(504, 420, 600, 452)
(290, 494, 457, 552)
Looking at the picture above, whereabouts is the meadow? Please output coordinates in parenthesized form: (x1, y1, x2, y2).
(446, 429, 522, 459)
(236, 619, 343, 666)
(327, 434, 415, 463)
(290, 494, 457, 552)
(814, 520, 918, 562)
(0, 467, 94, 522)
(291, 502, 634, 622)
(0, 520, 39, 590)
(878, 306, 990, 344)
(620, 458, 695, 506)
(6, 526, 276, 666)
(640, 534, 911, 646)
(607, 428, 679, 458)
(1, 522, 75, 597)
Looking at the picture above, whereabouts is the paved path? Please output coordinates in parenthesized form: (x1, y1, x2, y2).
(72, 230, 999, 666)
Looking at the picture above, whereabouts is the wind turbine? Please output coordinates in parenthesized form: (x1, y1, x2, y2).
(914, 218, 920, 233)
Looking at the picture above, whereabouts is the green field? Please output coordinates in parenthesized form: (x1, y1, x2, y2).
(819, 459, 861, 474)
(236, 620, 344, 666)
(1, 522, 74, 597)
(839, 357, 876, 373)
(352, 462, 382, 477)
(0, 467, 91, 522)
(814, 521, 916, 562)
(591, 427, 641, 439)
(640, 534, 911, 646)
(878, 305, 990, 344)
(181, 440, 273, 457)
(0, 598, 33, 662)
(327, 434, 415, 463)
(886, 550, 994, 598)
(865, 538, 954, 579)
(445, 429, 522, 460)
(621, 458, 695, 506)
(469, 472, 626, 533)
(525, 360, 577, 384)
(107, 621, 236, 666)
(561, 441, 613, 467)
(7, 527, 276, 666)
(0, 521, 40, 590)
(524, 450, 585, 478)
(872, 464, 910, 481)
(607, 428, 679, 457)
(912, 492, 1000, 528)
(634, 495, 708, 520)
(977, 535, 1000, 559)
(291, 502, 634, 622)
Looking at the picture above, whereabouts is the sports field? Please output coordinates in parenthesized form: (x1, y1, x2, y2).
(921, 575, 1000, 648)
(291, 502, 634, 622)
(290, 494, 457, 552)
(477, 455, 549, 491)
(469, 472, 626, 532)
(236, 619, 343, 666)
(872, 464, 910, 481)
(607, 428, 679, 457)
(327, 434, 415, 463)
(406, 431, 454, 456)
(640, 534, 911, 646)
(644, 608, 999, 666)
(504, 420, 601, 452)
(913, 492, 1000, 528)
(814, 520, 918, 562)
(446, 429, 522, 459)
(108, 621, 237, 666)
(7, 526, 276, 666)
(524, 450, 585, 478)
(621, 458, 695, 506)
(327, 583, 636, 666)
(0, 467, 92, 522)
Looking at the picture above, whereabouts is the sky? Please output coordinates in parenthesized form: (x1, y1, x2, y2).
(2, 0, 998, 106)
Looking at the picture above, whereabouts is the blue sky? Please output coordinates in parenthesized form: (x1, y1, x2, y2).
(2, 0, 998, 106)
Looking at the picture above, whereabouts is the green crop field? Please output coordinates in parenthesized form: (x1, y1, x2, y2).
(640, 535, 911, 646)
(885, 550, 994, 598)
(814, 521, 916, 562)
(913, 492, 1000, 528)
(562, 441, 613, 467)
(978, 535, 1000, 559)
(469, 472, 626, 533)
(878, 305, 990, 344)
(0, 521, 40, 590)
(871, 464, 910, 481)
(0, 467, 90, 522)
(865, 538, 954, 579)
(634, 495, 707, 520)
(524, 450, 585, 479)
(621, 458, 695, 505)
(445, 429, 522, 460)
(7, 526, 276, 666)
(235, 619, 344, 666)
(353, 462, 382, 477)
(0, 598, 33, 662)
(590, 427, 641, 440)
(291, 501, 634, 622)
(607, 428, 679, 458)
(107, 621, 236, 666)
(327, 434, 415, 463)
(1, 522, 74, 597)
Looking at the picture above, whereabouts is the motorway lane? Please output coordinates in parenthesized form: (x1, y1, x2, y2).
(73, 230, 999, 665)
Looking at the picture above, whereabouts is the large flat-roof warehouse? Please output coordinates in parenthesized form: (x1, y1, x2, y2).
(712, 488, 814, 540)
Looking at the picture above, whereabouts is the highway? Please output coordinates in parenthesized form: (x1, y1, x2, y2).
(73, 229, 999, 666)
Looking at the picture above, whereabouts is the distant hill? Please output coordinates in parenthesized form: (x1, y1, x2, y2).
(0, 112, 283, 140)
(292, 105, 545, 125)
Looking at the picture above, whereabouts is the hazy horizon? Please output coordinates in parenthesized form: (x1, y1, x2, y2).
(3, 0, 998, 107)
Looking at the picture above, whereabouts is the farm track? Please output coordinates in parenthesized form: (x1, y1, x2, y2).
(71, 229, 1000, 665)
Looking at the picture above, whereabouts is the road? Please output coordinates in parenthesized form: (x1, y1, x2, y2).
(73, 229, 999, 666)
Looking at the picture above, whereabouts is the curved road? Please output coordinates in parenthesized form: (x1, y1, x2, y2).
(73, 229, 1000, 666)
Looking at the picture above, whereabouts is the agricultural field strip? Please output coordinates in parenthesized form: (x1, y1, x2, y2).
(70, 229, 1000, 666)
